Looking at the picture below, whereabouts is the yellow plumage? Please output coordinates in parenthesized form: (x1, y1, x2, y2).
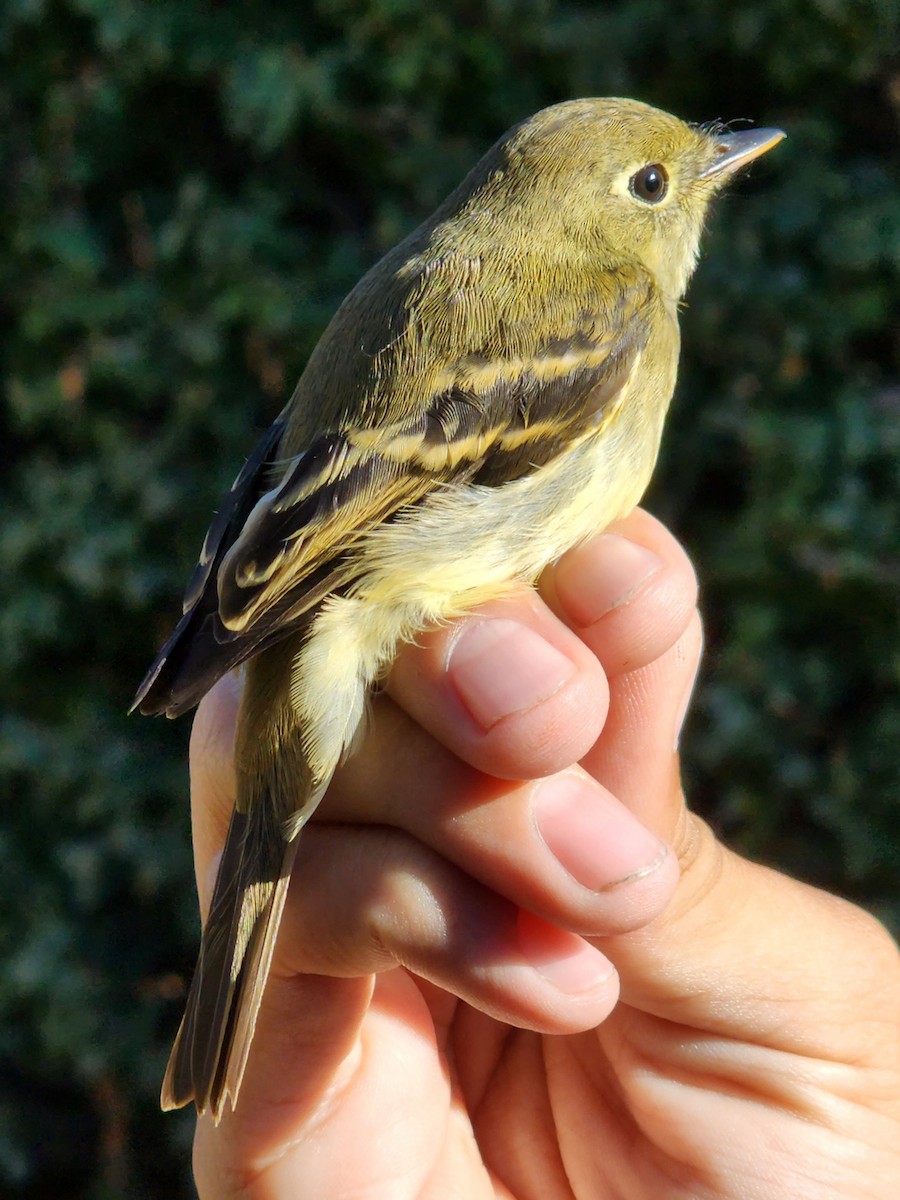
(133, 97, 783, 1120)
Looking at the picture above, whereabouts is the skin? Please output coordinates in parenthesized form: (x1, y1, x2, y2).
(185, 509, 900, 1198)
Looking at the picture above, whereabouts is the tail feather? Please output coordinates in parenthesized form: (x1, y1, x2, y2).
(160, 804, 299, 1122)
(210, 845, 298, 1115)
(159, 624, 360, 1121)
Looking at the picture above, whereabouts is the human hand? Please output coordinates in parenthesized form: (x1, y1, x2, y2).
(187, 509, 900, 1198)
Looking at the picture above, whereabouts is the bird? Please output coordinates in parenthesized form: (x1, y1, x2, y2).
(133, 97, 784, 1122)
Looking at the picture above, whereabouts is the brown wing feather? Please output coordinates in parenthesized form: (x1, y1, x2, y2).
(206, 331, 644, 652)
(135, 277, 652, 720)
(132, 418, 288, 717)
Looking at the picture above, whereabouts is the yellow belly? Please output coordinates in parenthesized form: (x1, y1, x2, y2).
(289, 398, 663, 785)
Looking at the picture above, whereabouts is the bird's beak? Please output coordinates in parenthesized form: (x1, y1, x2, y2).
(699, 127, 786, 180)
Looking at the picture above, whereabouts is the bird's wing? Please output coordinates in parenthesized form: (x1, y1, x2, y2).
(134, 271, 654, 718)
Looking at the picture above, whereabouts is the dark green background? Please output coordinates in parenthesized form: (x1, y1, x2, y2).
(2, 1, 897, 1195)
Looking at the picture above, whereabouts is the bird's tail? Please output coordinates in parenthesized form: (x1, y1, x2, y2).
(160, 619, 365, 1122)
(160, 796, 299, 1123)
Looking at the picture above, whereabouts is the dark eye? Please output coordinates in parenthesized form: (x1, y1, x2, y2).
(629, 163, 669, 204)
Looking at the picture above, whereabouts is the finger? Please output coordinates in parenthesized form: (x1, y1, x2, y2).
(328, 698, 677, 937)
(543, 509, 703, 832)
(543, 508, 699, 677)
(272, 823, 621, 1035)
(385, 587, 609, 780)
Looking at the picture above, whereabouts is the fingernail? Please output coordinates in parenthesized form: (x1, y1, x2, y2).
(517, 910, 615, 993)
(536, 774, 667, 891)
(447, 619, 577, 731)
(555, 535, 664, 627)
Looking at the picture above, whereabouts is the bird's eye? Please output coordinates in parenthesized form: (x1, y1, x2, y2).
(629, 163, 669, 204)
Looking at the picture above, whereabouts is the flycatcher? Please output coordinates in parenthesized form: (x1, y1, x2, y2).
(134, 97, 784, 1121)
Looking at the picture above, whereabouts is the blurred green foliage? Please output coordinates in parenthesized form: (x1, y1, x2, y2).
(1, 0, 897, 1194)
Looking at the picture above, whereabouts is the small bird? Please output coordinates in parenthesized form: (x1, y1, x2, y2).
(134, 97, 784, 1121)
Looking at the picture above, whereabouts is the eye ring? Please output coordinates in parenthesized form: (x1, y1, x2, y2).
(629, 163, 669, 204)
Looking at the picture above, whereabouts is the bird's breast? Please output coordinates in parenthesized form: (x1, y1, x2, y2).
(339, 369, 666, 662)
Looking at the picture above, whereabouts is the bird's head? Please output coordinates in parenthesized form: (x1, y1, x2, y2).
(452, 97, 784, 301)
